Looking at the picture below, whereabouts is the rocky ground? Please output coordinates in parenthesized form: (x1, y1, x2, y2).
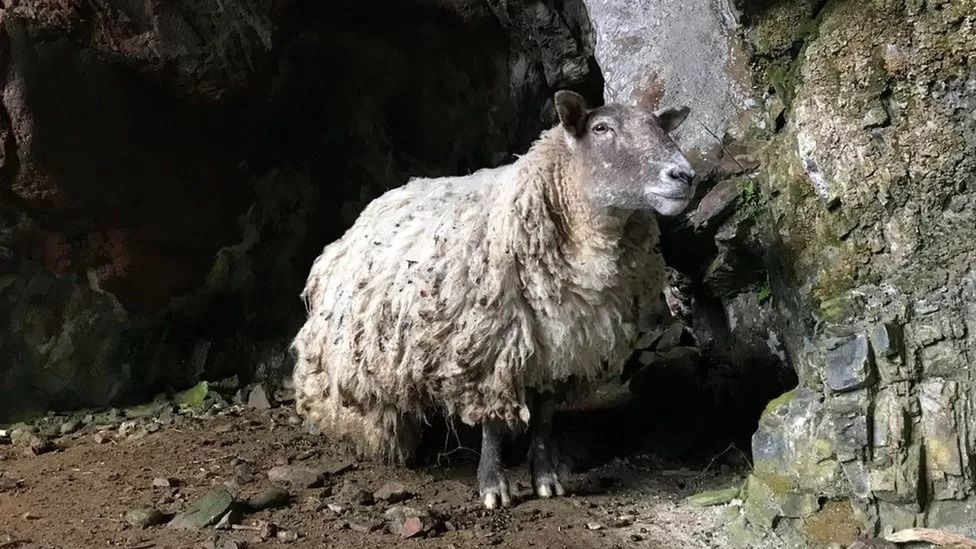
(0, 380, 761, 549)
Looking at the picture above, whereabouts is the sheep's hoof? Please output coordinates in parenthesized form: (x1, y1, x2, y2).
(531, 448, 568, 499)
(534, 470, 566, 498)
(480, 478, 513, 509)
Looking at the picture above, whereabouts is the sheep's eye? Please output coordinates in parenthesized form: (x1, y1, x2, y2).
(592, 122, 610, 134)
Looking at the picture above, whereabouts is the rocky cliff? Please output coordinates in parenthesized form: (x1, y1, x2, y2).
(587, 0, 976, 543)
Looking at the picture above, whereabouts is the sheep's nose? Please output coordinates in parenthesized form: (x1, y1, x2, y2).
(668, 167, 696, 184)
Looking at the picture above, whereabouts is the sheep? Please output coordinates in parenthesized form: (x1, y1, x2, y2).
(292, 90, 696, 508)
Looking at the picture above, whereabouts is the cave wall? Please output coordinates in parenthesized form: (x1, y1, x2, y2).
(0, 0, 600, 420)
(584, 0, 976, 542)
(745, 0, 976, 540)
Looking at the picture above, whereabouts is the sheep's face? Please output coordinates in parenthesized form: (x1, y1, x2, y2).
(555, 90, 695, 216)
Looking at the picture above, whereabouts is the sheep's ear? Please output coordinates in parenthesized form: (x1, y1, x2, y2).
(555, 90, 589, 136)
(655, 106, 691, 133)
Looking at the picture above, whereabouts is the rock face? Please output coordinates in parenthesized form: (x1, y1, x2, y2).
(0, 0, 599, 420)
(746, 0, 976, 539)
(586, 0, 753, 157)
(586, 0, 976, 542)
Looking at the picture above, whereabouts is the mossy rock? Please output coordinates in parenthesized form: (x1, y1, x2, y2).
(761, 388, 796, 418)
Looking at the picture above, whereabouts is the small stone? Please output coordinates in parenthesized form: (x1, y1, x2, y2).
(0, 476, 22, 492)
(267, 465, 322, 489)
(247, 385, 272, 411)
(287, 415, 302, 426)
(27, 435, 57, 455)
(93, 431, 112, 444)
(247, 487, 290, 511)
(59, 419, 82, 435)
(276, 530, 299, 542)
(214, 423, 236, 434)
(125, 507, 166, 529)
(337, 481, 373, 506)
(167, 487, 237, 530)
(348, 518, 383, 533)
(22, 512, 38, 520)
(385, 505, 433, 537)
(685, 487, 741, 507)
(152, 477, 178, 488)
(214, 508, 242, 529)
(325, 461, 354, 476)
(294, 449, 317, 461)
(303, 496, 325, 512)
(327, 503, 345, 514)
(610, 515, 633, 527)
(401, 516, 426, 539)
(373, 481, 412, 503)
(258, 521, 277, 540)
(586, 522, 603, 530)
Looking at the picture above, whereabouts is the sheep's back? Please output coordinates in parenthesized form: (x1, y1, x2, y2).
(294, 165, 513, 420)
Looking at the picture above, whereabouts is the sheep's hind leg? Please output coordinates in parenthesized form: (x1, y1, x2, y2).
(529, 392, 566, 498)
(478, 419, 513, 509)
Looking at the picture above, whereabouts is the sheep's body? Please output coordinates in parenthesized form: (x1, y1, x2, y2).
(292, 128, 665, 462)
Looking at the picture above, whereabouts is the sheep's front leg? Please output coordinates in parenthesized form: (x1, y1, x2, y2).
(478, 419, 513, 509)
(529, 392, 566, 498)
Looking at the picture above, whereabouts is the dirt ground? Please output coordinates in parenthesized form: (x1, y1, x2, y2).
(0, 397, 747, 549)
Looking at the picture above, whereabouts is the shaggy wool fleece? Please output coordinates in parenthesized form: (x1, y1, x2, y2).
(292, 128, 665, 462)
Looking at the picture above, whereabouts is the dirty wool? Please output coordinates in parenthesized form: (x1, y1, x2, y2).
(292, 128, 665, 462)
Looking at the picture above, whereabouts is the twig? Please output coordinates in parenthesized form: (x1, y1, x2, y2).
(695, 443, 752, 479)
(886, 528, 976, 548)
(699, 122, 745, 171)
(229, 524, 263, 532)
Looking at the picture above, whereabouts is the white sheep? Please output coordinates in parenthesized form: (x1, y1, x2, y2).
(292, 91, 695, 508)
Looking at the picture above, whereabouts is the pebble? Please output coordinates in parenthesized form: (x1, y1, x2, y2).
(0, 476, 22, 492)
(267, 465, 323, 489)
(276, 530, 299, 542)
(247, 487, 290, 511)
(400, 516, 426, 539)
(247, 385, 272, 411)
(586, 522, 604, 530)
(337, 481, 373, 506)
(92, 431, 112, 444)
(373, 481, 413, 503)
(167, 487, 237, 530)
(152, 477, 178, 488)
(348, 518, 383, 533)
(125, 507, 166, 529)
(59, 419, 82, 435)
(27, 435, 57, 455)
(385, 505, 434, 538)
(214, 508, 242, 529)
(325, 461, 354, 476)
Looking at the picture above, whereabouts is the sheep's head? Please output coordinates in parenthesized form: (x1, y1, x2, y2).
(555, 90, 695, 216)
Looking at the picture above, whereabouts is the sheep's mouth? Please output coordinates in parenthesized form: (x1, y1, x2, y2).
(648, 190, 692, 201)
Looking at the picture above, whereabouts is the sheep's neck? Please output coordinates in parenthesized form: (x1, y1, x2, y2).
(541, 137, 628, 258)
